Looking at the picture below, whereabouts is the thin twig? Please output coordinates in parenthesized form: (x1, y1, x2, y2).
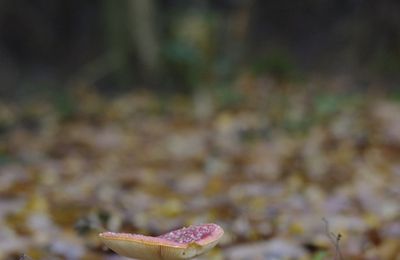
(322, 218, 344, 260)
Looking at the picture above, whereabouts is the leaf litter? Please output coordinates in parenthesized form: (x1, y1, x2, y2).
(0, 85, 399, 260)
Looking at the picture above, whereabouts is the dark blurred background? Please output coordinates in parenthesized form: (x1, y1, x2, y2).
(1, 0, 399, 99)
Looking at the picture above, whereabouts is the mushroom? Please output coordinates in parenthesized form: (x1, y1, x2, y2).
(99, 223, 224, 260)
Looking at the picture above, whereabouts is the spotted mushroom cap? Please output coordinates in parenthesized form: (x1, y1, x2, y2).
(99, 223, 224, 260)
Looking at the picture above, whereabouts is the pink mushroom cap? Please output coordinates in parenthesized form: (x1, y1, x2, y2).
(99, 223, 224, 260)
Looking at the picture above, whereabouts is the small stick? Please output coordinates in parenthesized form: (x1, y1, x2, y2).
(322, 218, 344, 260)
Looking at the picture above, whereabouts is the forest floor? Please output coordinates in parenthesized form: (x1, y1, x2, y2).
(0, 80, 399, 260)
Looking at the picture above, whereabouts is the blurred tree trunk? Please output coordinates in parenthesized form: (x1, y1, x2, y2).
(102, 0, 131, 86)
(225, 0, 253, 68)
(128, 0, 161, 81)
